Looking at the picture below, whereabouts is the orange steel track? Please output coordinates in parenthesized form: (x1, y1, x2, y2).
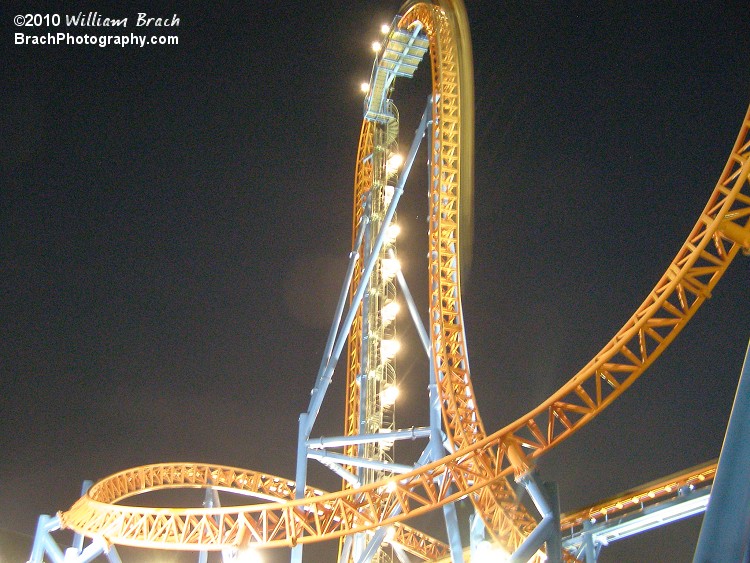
(60, 0, 750, 559)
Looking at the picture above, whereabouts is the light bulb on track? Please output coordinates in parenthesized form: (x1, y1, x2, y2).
(360, 82, 370, 93)
(381, 23, 390, 34)
(372, 40, 382, 52)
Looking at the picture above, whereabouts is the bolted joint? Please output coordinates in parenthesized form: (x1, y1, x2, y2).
(719, 218, 750, 255)
(506, 440, 533, 481)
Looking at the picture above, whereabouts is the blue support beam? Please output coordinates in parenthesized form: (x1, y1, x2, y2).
(693, 338, 750, 562)
(509, 474, 554, 563)
(300, 98, 431, 441)
(544, 482, 563, 563)
(390, 250, 430, 356)
(29, 515, 64, 563)
(29, 509, 122, 563)
(581, 520, 600, 562)
(293, 100, 432, 563)
(562, 485, 710, 557)
(428, 382, 464, 563)
(487, 473, 562, 563)
(357, 526, 389, 563)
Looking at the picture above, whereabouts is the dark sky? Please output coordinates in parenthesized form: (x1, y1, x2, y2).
(2, 2, 750, 562)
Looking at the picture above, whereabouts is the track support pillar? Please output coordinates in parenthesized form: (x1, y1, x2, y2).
(581, 520, 600, 562)
(508, 472, 560, 563)
(427, 381, 464, 562)
(693, 338, 750, 562)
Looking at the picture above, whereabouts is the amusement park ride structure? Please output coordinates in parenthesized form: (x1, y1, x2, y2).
(28, 1, 750, 562)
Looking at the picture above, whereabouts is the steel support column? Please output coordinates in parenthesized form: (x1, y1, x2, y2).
(429, 382, 464, 562)
(508, 473, 557, 563)
(693, 338, 750, 562)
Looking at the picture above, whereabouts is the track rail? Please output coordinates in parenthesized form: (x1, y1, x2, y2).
(60, 0, 750, 558)
(560, 460, 717, 535)
(61, 463, 449, 559)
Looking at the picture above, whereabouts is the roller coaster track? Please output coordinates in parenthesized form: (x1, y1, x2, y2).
(560, 460, 717, 537)
(59, 0, 750, 559)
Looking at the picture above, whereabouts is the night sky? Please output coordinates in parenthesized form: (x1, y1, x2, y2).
(3, 2, 750, 562)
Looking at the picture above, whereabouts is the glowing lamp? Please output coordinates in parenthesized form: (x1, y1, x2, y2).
(372, 41, 382, 52)
(381, 257, 400, 280)
(386, 153, 404, 174)
(381, 24, 390, 34)
(474, 541, 510, 562)
(235, 546, 263, 563)
(381, 300, 400, 322)
(360, 82, 370, 93)
(384, 184, 395, 205)
(380, 339, 400, 359)
(385, 223, 401, 242)
(381, 385, 399, 406)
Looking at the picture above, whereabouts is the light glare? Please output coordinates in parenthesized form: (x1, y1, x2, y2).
(381, 300, 400, 321)
(385, 223, 401, 242)
(381, 258, 400, 280)
(381, 339, 400, 359)
(474, 541, 510, 562)
(381, 385, 399, 406)
(386, 153, 404, 173)
(235, 546, 263, 563)
(384, 184, 395, 204)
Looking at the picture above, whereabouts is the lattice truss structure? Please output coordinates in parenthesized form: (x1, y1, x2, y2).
(32, 0, 750, 561)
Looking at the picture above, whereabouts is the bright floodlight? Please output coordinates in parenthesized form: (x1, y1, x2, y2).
(474, 541, 510, 562)
(235, 546, 263, 563)
(372, 40, 382, 52)
(381, 23, 390, 34)
(380, 339, 400, 359)
(386, 153, 404, 174)
(381, 385, 399, 406)
(360, 82, 370, 93)
(381, 257, 401, 280)
(381, 300, 400, 322)
(384, 184, 395, 205)
(385, 223, 401, 242)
